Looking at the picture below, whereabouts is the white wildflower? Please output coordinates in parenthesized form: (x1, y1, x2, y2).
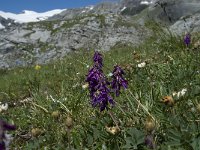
(0, 102, 8, 112)
(173, 88, 187, 98)
(168, 55, 174, 61)
(137, 62, 146, 68)
(86, 65, 90, 68)
(172, 92, 177, 97)
(107, 73, 113, 77)
(82, 83, 89, 89)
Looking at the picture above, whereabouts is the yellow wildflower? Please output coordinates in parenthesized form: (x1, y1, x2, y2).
(35, 65, 41, 70)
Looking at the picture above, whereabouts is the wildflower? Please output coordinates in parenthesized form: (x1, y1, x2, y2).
(0, 103, 8, 112)
(172, 88, 187, 98)
(65, 116, 73, 129)
(82, 83, 89, 89)
(31, 128, 42, 137)
(34, 65, 41, 70)
(107, 72, 113, 77)
(162, 96, 174, 106)
(51, 111, 60, 118)
(137, 62, 146, 68)
(145, 117, 155, 132)
(93, 51, 103, 68)
(184, 33, 191, 47)
(86, 52, 114, 111)
(111, 65, 128, 96)
(105, 125, 120, 135)
(167, 55, 174, 61)
(92, 85, 115, 111)
(144, 134, 156, 149)
(0, 119, 16, 150)
(177, 88, 187, 98)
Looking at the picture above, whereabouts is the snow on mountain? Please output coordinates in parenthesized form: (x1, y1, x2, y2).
(121, 6, 127, 12)
(0, 9, 66, 23)
(82, 6, 94, 13)
(140, 1, 153, 5)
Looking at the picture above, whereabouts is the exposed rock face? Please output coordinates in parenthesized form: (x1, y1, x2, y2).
(0, 12, 149, 68)
(146, 0, 200, 24)
(0, 0, 200, 69)
(0, 16, 18, 29)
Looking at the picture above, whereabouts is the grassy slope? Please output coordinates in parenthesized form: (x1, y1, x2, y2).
(1, 22, 200, 149)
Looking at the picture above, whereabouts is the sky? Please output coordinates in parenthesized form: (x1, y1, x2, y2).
(0, 0, 105, 13)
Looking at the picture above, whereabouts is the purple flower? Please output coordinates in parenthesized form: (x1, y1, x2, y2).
(93, 51, 103, 68)
(144, 134, 156, 149)
(0, 119, 16, 150)
(111, 65, 128, 96)
(86, 52, 114, 111)
(184, 33, 191, 47)
(86, 67, 104, 96)
(92, 84, 115, 111)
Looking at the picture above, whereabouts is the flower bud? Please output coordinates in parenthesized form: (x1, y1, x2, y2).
(65, 116, 73, 129)
(105, 126, 120, 135)
(31, 128, 42, 137)
(162, 96, 174, 106)
(51, 111, 60, 118)
(145, 117, 155, 132)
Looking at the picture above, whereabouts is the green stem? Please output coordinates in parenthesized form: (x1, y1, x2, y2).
(67, 128, 71, 150)
(127, 89, 155, 121)
(108, 110, 119, 128)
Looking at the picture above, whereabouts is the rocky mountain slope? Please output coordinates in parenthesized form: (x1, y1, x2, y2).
(0, 0, 200, 69)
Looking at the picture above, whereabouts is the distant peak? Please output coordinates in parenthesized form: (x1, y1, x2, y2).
(0, 9, 66, 23)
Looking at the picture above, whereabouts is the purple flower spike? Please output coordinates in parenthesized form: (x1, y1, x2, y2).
(144, 134, 156, 149)
(0, 119, 16, 150)
(86, 52, 114, 111)
(93, 52, 103, 68)
(184, 33, 191, 47)
(111, 65, 128, 96)
(92, 80, 115, 111)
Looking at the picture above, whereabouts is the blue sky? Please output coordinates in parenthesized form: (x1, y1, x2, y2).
(0, 0, 104, 13)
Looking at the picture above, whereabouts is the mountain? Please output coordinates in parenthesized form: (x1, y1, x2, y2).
(0, 0, 200, 69)
(0, 9, 66, 23)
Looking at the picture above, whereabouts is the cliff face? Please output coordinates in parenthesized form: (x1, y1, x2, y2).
(0, 0, 200, 69)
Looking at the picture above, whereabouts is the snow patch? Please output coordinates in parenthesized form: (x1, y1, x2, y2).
(89, 6, 94, 10)
(140, 1, 153, 5)
(121, 6, 127, 12)
(86, 6, 94, 10)
(0, 9, 66, 23)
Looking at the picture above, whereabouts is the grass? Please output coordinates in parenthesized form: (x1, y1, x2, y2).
(1, 22, 200, 149)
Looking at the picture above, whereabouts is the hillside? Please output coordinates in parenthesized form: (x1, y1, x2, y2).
(1, 0, 200, 149)
(0, 0, 199, 69)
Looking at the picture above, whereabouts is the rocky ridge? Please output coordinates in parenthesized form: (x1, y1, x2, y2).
(0, 0, 200, 69)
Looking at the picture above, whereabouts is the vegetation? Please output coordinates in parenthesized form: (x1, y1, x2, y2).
(121, 5, 148, 16)
(1, 22, 200, 149)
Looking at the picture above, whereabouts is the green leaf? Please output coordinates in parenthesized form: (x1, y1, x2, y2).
(191, 137, 200, 150)
(122, 128, 145, 149)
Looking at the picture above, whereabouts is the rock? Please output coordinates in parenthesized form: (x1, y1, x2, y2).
(0, 0, 199, 69)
